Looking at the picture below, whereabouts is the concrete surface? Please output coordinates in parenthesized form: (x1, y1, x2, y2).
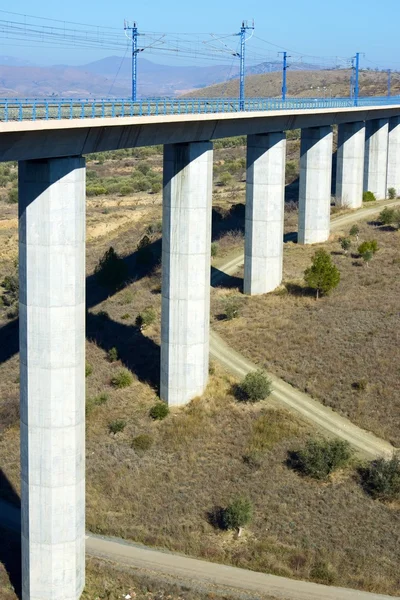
(244, 132, 286, 295)
(19, 157, 86, 599)
(364, 118, 389, 199)
(387, 115, 400, 196)
(161, 142, 212, 406)
(1, 104, 400, 162)
(0, 499, 397, 600)
(336, 121, 365, 208)
(298, 126, 333, 244)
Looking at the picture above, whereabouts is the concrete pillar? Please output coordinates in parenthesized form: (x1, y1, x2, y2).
(19, 157, 86, 600)
(299, 126, 333, 244)
(336, 121, 365, 208)
(244, 132, 286, 295)
(387, 116, 400, 197)
(363, 118, 389, 199)
(161, 142, 212, 406)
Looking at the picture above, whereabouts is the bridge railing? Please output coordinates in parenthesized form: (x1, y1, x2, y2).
(0, 96, 399, 122)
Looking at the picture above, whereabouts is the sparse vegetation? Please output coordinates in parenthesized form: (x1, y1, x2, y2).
(211, 241, 219, 258)
(149, 402, 170, 420)
(86, 392, 109, 416)
(289, 438, 353, 480)
(224, 296, 241, 320)
(85, 362, 93, 377)
(349, 224, 360, 240)
(111, 368, 134, 388)
(136, 306, 156, 329)
(237, 370, 272, 402)
(304, 249, 340, 298)
(131, 433, 154, 452)
(107, 347, 119, 362)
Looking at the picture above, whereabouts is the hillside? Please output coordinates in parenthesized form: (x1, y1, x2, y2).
(183, 69, 400, 98)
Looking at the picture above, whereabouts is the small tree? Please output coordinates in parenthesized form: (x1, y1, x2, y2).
(349, 224, 360, 241)
(95, 247, 128, 290)
(224, 297, 241, 320)
(221, 497, 253, 537)
(388, 187, 397, 199)
(339, 237, 351, 255)
(107, 347, 118, 363)
(304, 250, 340, 299)
(358, 240, 379, 256)
(362, 249, 373, 267)
(363, 191, 376, 202)
(378, 207, 396, 225)
(238, 370, 272, 402)
(291, 438, 353, 480)
(361, 453, 400, 501)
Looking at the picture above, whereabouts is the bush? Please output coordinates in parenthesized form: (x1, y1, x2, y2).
(211, 242, 219, 258)
(86, 185, 107, 197)
(388, 187, 397, 199)
(224, 297, 241, 320)
(111, 368, 133, 388)
(149, 402, 170, 420)
(151, 182, 162, 194)
(285, 160, 298, 183)
(378, 207, 396, 225)
(136, 307, 156, 329)
(109, 419, 127, 434)
(7, 188, 18, 204)
(304, 250, 340, 299)
(85, 362, 93, 377)
(360, 453, 400, 501)
(219, 172, 233, 186)
(131, 433, 154, 452)
(86, 392, 109, 416)
(136, 162, 151, 175)
(119, 183, 134, 196)
(146, 221, 162, 235)
(1, 274, 18, 306)
(290, 438, 353, 480)
(132, 176, 150, 192)
(107, 347, 118, 363)
(339, 237, 351, 254)
(221, 497, 253, 533)
(95, 247, 128, 290)
(358, 240, 379, 256)
(363, 191, 376, 202)
(349, 224, 360, 239)
(238, 370, 272, 402)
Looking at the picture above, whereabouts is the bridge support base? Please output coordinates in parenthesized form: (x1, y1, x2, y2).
(244, 132, 286, 295)
(161, 142, 212, 406)
(364, 118, 389, 199)
(19, 156, 86, 600)
(336, 122, 365, 208)
(387, 116, 400, 197)
(298, 126, 333, 244)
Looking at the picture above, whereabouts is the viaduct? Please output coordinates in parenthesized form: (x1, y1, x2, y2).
(0, 101, 400, 599)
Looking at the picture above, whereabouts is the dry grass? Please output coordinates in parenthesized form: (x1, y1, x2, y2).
(212, 220, 400, 446)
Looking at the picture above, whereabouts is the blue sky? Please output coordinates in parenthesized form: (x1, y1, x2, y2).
(1, 0, 399, 69)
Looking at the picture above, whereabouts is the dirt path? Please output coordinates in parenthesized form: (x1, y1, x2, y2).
(210, 199, 400, 459)
(0, 499, 397, 600)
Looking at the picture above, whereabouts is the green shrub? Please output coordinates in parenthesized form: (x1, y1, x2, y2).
(95, 247, 128, 290)
(360, 453, 400, 501)
(310, 561, 336, 585)
(221, 497, 253, 533)
(388, 187, 397, 199)
(362, 249, 374, 265)
(358, 240, 379, 256)
(378, 207, 396, 225)
(285, 160, 298, 183)
(108, 347, 118, 363)
(211, 242, 219, 258)
(349, 224, 360, 239)
(86, 392, 109, 416)
(131, 433, 154, 452)
(85, 362, 93, 377)
(136, 162, 151, 175)
(86, 170, 99, 180)
(339, 237, 351, 254)
(219, 172, 233, 187)
(119, 183, 134, 196)
(135, 307, 156, 329)
(111, 368, 133, 388)
(304, 250, 340, 299)
(7, 188, 18, 204)
(224, 297, 241, 320)
(149, 402, 170, 420)
(362, 191, 376, 202)
(108, 419, 126, 434)
(151, 182, 162, 194)
(146, 221, 162, 235)
(132, 176, 150, 192)
(1, 274, 18, 306)
(238, 370, 272, 402)
(290, 438, 353, 480)
(86, 185, 107, 197)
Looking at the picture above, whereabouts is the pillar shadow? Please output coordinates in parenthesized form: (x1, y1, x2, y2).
(0, 470, 21, 599)
(86, 312, 160, 392)
(210, 266, 243, 290)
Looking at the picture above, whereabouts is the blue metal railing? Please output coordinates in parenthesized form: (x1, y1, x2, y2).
(0, 95, 399, 122)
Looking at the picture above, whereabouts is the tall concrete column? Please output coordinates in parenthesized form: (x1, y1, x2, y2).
(336, 121, 365, 208)
(299, 126, 333, 244)
(19, 157, 86, 600)
(387, 116, 400, 196)
(363, 118, 389, 199)
(161, 142, 212, 406)
(244, 132, 286, 295)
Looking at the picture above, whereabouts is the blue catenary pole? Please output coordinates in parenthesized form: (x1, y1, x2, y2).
(388, 69, 391, 97)
(354, 52, 360, 106)
(239, 23, 246, 111)
(280, 51, 289, 101)
(132, 22, 138, 102)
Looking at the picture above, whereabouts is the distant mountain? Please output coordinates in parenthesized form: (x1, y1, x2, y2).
(0, 55, 37, 68)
